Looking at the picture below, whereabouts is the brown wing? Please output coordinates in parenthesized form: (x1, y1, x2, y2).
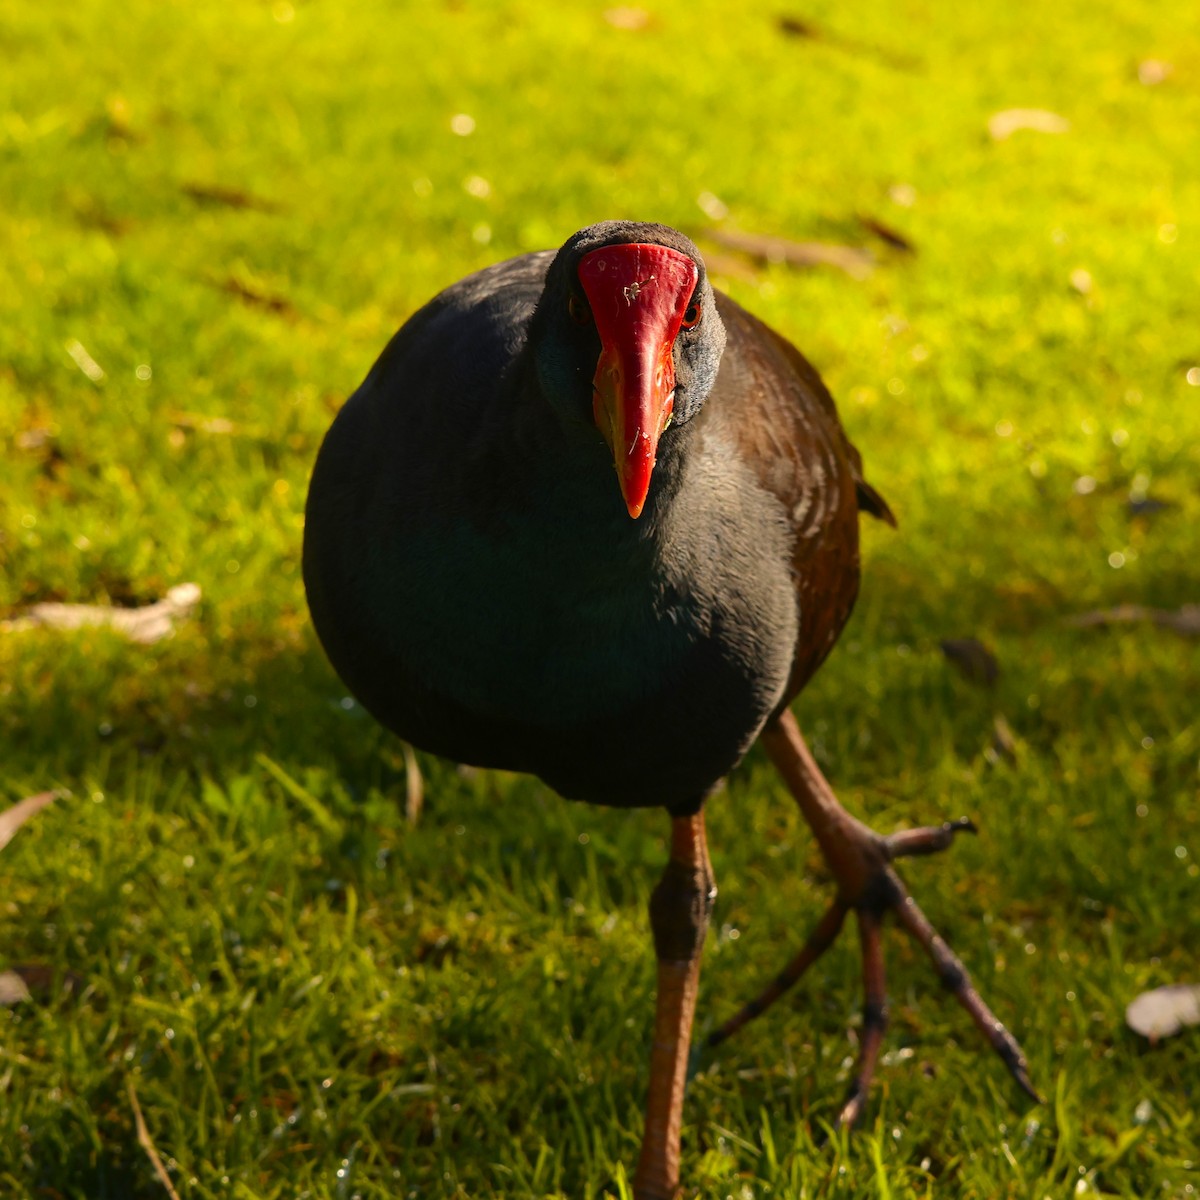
(708, 293, 895, 705)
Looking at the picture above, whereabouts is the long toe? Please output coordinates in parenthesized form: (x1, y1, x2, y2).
(707, 900, 847, 1047)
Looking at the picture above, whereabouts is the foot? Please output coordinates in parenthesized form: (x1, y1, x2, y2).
(709, 712, 1040, 1128)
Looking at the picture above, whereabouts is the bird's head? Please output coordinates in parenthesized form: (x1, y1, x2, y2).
(532, 221, 726, 519)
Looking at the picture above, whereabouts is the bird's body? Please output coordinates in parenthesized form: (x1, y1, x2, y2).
(305, 240, 877, 810)
(304, 221, 1034, 1199)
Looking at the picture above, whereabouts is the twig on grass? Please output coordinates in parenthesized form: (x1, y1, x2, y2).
(704, 226, 875, 278)
(0, 791, 62, 853)
(127, 1079, 183, 1200)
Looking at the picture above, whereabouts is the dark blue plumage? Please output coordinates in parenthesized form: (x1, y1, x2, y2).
(303, 221, 878, 811)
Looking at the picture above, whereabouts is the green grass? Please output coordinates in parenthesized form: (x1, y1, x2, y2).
(2, 0, 1198, 1196)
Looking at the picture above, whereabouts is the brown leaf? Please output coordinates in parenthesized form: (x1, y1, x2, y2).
(1126, 984, 1200, 1042)
(777, 15, 819, 38)
(775, 15, 919, 69)
(857, 214, 916, 253)
(71, 195, 133, 237)
(0, 790, 59, 853)
(1067, 604, 1200, 638)
(217, 274, 296, 316)
(706, 227, 873, 278)
(182, 182, 280, 212)
(5, 584, 201, 644)
(940, 637, 1000, 687)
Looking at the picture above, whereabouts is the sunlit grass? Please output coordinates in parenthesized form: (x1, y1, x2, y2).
(1, 0, 1198, 1196)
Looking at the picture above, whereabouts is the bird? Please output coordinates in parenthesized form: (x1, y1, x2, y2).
(302, 220, 1037, 1199)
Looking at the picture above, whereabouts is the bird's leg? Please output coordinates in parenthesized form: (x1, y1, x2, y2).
(710, 709, 1038, 1127)
(632, 810, 716, 1200)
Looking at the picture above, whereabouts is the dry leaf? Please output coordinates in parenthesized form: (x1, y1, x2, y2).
(940, 637, 1000, 686)
(774, 15, 918, 69)
(169, 411, 237, 435)
(857, 214, 915, 253)
(778, 15, 819, 38)
(0, 964, 83, 1006)
(706, 227, 873, 278)
(989, 715, 1018, 765)
(66, 339, 105, 382)
(1067, 604, 1200, 638)
(6, 583, 201, 644)
(1126, 984, 1200, 1042)
(217, 273, 296, 316)
(1137, 60, 1171, 86)
(988, 109, 1070, 141)
(695, 191, 729, 220)
(1069, 267, 1093, 295)
(603, 7, 649, 30)
(0, 971, 31, 1006)
(182, 181, 280, 212)
(403, 741, 424, 826)
(0, 790, 59, 853)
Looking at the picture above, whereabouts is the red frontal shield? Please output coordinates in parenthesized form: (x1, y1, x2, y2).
(577, 243, 699, 518)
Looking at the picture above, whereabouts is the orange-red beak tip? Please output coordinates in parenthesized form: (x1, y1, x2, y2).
(617, 452, 655, 519)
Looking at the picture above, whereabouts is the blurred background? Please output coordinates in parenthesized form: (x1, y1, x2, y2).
(1, 1, 1197, 1196)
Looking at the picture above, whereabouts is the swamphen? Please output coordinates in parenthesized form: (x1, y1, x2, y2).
(303, 221, 1037, 1198)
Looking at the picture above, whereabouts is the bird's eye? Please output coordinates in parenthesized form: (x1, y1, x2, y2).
(680, 301, 702, 329)
(568, 294, 592, 326)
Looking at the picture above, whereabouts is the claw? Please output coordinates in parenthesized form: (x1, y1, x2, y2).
(836, 909, 888, 1128)
(886, 817, 977, 860)
(892, 893, 1044, 1104)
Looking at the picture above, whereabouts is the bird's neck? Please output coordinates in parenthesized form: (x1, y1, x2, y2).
(504, 357, 699, 547)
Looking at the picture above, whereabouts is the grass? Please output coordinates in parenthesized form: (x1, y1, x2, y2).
(1, 0, 1198, 1195)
